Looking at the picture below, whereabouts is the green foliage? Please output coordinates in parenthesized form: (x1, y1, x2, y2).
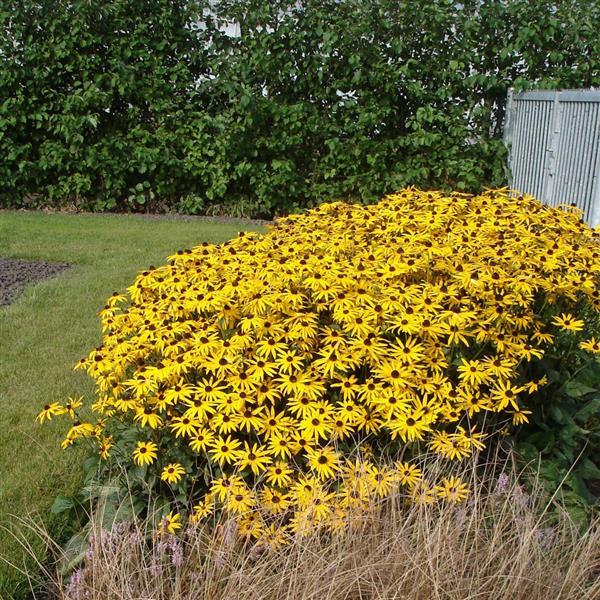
(517, 311, 600, 516)
(1, 0, 599, 216)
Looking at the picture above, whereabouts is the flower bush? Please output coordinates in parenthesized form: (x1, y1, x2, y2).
(40, 188, 600, 541)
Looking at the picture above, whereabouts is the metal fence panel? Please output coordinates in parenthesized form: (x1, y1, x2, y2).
(504, 89, 600, 227)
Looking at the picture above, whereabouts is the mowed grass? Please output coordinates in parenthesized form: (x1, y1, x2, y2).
(0, 211, 262, 598)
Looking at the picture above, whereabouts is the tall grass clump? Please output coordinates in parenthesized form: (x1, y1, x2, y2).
(16, 459, 600, 600)
(39, 188, 600, 541)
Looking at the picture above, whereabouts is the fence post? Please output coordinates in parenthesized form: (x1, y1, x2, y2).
(541, 91, 563, 205)
(503, 88, 515, 190)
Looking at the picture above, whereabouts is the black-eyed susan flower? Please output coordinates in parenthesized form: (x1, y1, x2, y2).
(552, 313, 585, 332)
(237, 511, 263, 538)
(98, 436, 113, 460)
(267, 432, 294, 459)
(265, 461, 294, 488)
(306, 446, 339, 480)
(170, 415, 200, 438)
(210, 475, 244, 501)
(134, 406, 163, 429)
(36, 402, 66, 423)
(210, 435, 242, 466)
(133, 441, 158, 466)
(523, 375, 549, 394)
(395, 461, 422, 487)
(161, 462, 185, 484)
(235, 441, 272, 474)
(457, 358, 488, 387)
(429, 431, 471, 460)
(226, 485, 255, 514)
(512, 408, 532, 425)
(370, 466, 397, 498)
(62, 396, 83, 419)
(435, 476, 469, 503)
(490, 380, 524, 411)
(161, 511, 181, 535)
(188, 428, 215, 452)
(260, 487, 290, 513)
(580, 337, 600, 353)
(190, 496, 214, 523)
(388, 410, 432, 442)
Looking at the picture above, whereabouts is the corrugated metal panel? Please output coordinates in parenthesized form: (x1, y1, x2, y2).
(504, 89, 600, 227)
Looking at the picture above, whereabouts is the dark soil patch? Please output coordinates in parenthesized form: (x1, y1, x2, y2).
(0, 258, 70, 307)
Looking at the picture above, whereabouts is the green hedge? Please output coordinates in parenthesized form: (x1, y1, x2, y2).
(1, 0, 598, 217)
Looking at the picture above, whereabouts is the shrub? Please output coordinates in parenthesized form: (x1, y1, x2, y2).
(40, 188, 600, 542)
(2, 0, 599, 215)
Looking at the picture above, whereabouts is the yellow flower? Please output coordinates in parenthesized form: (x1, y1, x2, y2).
(523, 375, 548, 394)
(237, 512, 263, 538)
(435, 476, 469, 503)
(63, 396, 84, 419)
(191, 495, 214, 523)
(429, 431, 471, 460)
(236, 442, 272, 475)
(170, 415, 200, 438)
(395, 461, 422, 488)
(134, 406, 163, 429)
(161, 511, 181, 535)
(36, 402, 66, 423)
(580, 337, 600, 353)
(457, 358, 488, 387)
(330, 374, 359, 401)
(411, 481, 436, 504)
(265, 461, 293, 488)
(552, 313, 585, 332)
(267, 433, 294, 459)
(188, 428, 215, 453)
(512, 409, 532, 425)
(98, 436, 113, 460)
(370, 466, 397, 498)
(388, 410, 432, 442)
(210, 435, 242, 466)
(133, 441, 158, 466)
(300, 413, 333, 441)
(161, 463, 185, 484)
(306, 447, 339, 480)
(490, 380, 523, 411)
(226, 485, 255, 514)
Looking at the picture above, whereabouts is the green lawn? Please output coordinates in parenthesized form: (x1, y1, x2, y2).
(0, 211, 262, 598)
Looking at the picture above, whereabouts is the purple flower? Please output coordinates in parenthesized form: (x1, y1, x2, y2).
(65, 568, 88, 599)
(513, 484, 530, 509)
(495, 472, 510, 495)
(168, 535, 185, 567)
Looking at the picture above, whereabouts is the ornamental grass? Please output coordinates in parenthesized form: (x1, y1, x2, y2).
(39, 188, 600, 542)
(20, 461, 600, 600)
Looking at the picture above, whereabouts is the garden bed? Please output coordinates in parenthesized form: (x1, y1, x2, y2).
(0, 258, 70, 307)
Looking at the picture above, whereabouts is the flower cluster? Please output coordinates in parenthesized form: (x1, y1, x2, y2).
(40, 188, 600, 543)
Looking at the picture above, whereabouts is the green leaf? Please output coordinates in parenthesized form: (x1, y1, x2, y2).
(574, 398, 600, 421)
(58, 528, 90, 575)
(50, 495, 75, 514)
(578, 458, 600, 480)
(564, 381, 597, 398)
(549, 405, 566, 424)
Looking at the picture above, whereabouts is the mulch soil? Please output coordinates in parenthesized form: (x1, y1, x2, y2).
(0, 258, 70, 307)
